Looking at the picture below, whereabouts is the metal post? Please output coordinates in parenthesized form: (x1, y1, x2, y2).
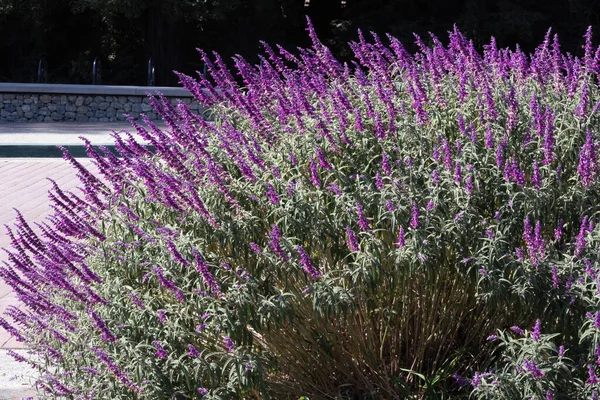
(92, 57, 102, 85)
(37, 58, 48, 83)
(147, 57, 155, 86)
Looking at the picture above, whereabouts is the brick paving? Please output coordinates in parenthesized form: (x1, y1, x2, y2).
(0, 158, 96, 349)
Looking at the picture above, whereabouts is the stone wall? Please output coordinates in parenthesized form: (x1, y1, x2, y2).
(0, 93, 202, 123)
(0, 84, 202, 122)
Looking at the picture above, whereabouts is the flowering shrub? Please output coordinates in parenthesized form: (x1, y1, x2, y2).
(2, 18, 600, 399)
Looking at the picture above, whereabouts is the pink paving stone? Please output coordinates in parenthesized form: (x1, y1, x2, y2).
(0, 158, 98, 349)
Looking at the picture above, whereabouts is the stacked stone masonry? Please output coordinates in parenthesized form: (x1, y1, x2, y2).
(0, 93, 202, 122)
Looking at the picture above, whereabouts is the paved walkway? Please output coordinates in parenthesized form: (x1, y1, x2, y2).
(0, 122, 131, 398)
(0, 158, 96, 349)
(0, 122, 141, 145)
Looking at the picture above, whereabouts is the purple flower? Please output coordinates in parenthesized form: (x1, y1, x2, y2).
(386, 200, 395, 212)
(315, 147, 333, 170)
(589, 364, 600, 385)
(157, 310, 167, 324)
(410, 201, 419, 229)
(188, 344, 200, 358)
(485, 124, 495, 148)
(152, 340, 168, 359)
(91, 347, 142, 393)
(558, 345, 565, 357)
(327, 183, 342, 196)
(511, 325, 524, 335)
(198, 387, 209, 396)
(546, 390, 554, 400)
(88, 309, 117, 342)
(309, 158, 321, 188)
(494, 211, 501, 222)
(551, 265, 560, 288)
(452, 373, 469, 387)
(223, 336, 235, 353)
(465, 175, 474, 195)
(356, 202, 370, 232)
(193, 250, 221, 296)
(531, 160, 542, 190)
(577, 130, 598, 187)
(425, 200, 435, 212)
(431, 169, 440, 185)
(471, 372, 483, 388)
(265, 183, 281, 204)
(487, 334, 499, 340)
(397, 226, 406, 248)
(153, 266, 185, 302)
(345, 226, 359, 252)
(554, 218, 563, 241)
(128, 292, 144, 309)
(453, 162, 462, 184)
(249, 242, 262, 254)
(268, 224, 289, 262)
(381, 152, 391, 176)
(523, 359, 545, 379)
(575, 216, 590, 257)
(375, 172, 384, 190)
(297, 245, 321, 280)
(515, 247, 525, 261)
(288, 152, 297, 166)
(532, 319, 542, 341)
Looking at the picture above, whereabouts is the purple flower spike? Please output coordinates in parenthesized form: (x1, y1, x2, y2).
(531, 160, 542, 190)
(577, 130, 598, 187)
(157, 310, 167, 324)
(589, 364, 600, 385)
(511, 325, 524, 335)
(309, 158, 321, 188)
(249, 242, 262, 254)
(265, 183, 281, 204)
(89, 309, 117, 342)
(193, 250, 221, 296)
(554, 218, 563, 241)
(355, 202, 370, 232)
(397, 226, 406, 248)
(268, 224, 289, 262)
(575, 216, 590, 257)
(152, 341, 168, 359)
(381, 152, 391, 176)
(297, 245, 321, 279)
(188, 344, 200, 358)
(410, 201, 419, 229)
(531, 319, 542, 341)
(523, 359, 545, 379)
(551, 265, 560, 288)
(223, 336, 235, 353)
(345, 226, 359, 252)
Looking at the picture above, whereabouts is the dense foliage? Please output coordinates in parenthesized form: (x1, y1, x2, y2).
(1, 0, 600, 85)
(3, 18, 600, 399)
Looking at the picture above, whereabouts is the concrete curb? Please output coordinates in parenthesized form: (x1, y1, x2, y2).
(0, 82, 192, 97)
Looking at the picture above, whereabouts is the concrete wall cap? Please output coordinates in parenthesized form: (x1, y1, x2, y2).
(0, 83, 193, 97)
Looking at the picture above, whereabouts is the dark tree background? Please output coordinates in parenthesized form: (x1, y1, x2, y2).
(0, 0, 598, 85)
